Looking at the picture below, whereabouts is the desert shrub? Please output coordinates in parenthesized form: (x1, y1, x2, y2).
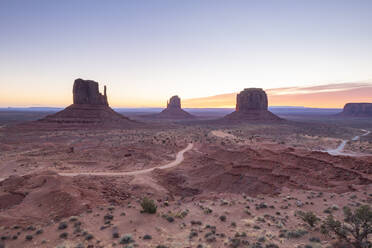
(69, 216, 78, 222)
(265, 244, 279, 248)
(309, 237, 321, 242)
(27, 225, 36, 231)
(220, 215, 227, 222)
(298, 211, 320, 227)
(58, 222, 68, 230)
(143, 234, 152, 240)
(104, 214, 114, 221)
(120, 234, 134, 244)
(191, 220, 202, 225)
(321, 205, 371, 248)
(59, 232, 68, 239)
(203, 207, 213, 214)
(189, 230, 198, 239)
(85, 234, 94, 240)
(166, 215, 174, 223)
(280, 229, 308, 239)
(25, 235, 33, 241)
(112, 230, 119, 238)
(229, 238, 241, 248)
(140, 197, 157, 214)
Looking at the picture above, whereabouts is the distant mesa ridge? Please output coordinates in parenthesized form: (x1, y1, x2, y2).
(339, 102, 372, 117)
(224, 88, 281, 121)
(40, 79, 136, 126)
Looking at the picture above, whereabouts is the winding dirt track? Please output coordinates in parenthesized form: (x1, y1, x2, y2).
(59, 143, 193, 177)
(326, 129, 371, 156)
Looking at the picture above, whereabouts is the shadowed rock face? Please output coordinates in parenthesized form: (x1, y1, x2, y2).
(73, 79, 108, 106)
(167, 96, 181, 109)
(340, 103, 372, 117)
(144, 95, 194, 119)
(39, 79, 137, 127)
(236, 88, 268, 112)
(223, 88, 281, 121)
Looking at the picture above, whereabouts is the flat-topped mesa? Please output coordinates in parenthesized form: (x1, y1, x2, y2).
(223, 88, 281, 121)
(236, 88, 268, 112)
(340, 103, 372, 117)
(73, 78, 108, 106)
(167, 95, 181, 109)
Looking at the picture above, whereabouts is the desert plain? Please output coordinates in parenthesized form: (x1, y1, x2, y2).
(0, 106, 371, 248)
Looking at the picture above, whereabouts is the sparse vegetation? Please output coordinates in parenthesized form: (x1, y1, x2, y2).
(58, 222, 68, 230)
(321, 205, 371, 248)
(120, 234, 134, 244)
(140, 197, 157, 214)
(298, 211, 320, 227)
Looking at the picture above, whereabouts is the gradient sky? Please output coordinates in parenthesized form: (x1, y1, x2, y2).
(1, 0, 372, 107)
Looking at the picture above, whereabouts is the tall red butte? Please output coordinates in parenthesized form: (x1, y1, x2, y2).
(224, 88, 281, 121)
(40, 79, 136, 126)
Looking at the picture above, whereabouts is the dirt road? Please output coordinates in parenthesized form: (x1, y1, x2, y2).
(59, 143, 193, 177)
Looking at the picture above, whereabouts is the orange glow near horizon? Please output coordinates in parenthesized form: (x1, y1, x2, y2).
(1, 82, 372, 109)
(182, 83, 372, 109)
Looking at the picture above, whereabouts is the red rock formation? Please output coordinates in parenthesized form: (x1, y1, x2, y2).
(39, 79, 137, 127)
(224, 88, 281, 121)
(167, 95, 181, 109)
(339, 103, 372, 117)
(73, 79, 108, 106)
(146, 95, 194, 120)
(236, 88, 268, 111)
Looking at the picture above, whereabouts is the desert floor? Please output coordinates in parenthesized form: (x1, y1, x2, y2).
(0, 114, 371, 248)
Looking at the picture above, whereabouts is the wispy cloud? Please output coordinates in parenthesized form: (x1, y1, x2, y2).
(183, 81, 372, 108)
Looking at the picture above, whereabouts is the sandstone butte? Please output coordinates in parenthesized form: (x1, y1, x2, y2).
(40, 79, 137, 126)
(149, 95, 194, 119)
(224, 88, 281, 121)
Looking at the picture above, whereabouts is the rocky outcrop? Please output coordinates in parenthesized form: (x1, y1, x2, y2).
(339, 103, 372, 117)
(167, 95, 181, 109)
(39, 79, 137, 127)
(236, 88, 268, 111)
(224, 88, 281, 121)
(73, 79, 108, 106)
(145, 95, 194, 120)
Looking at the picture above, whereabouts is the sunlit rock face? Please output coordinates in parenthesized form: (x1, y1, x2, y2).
(236, 88, 268, 112)
(73, 78, 108, 106)
(340, 103, 372, 117)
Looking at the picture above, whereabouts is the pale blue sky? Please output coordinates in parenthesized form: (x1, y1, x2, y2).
(0, 0, 371, 107)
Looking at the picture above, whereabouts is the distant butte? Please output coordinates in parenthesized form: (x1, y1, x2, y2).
(39, 79, 137, 127)
(147, 95, 194, 120)
(223, 88, 281, 121)
(338, 102, 372, 117)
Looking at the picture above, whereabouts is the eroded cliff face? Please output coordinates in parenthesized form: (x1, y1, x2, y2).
(39, 79, 136, 127)
(224, 88, 281, 122)
(167, 95, 181, 109)
(341, 103, 372, 117)
(73, 79, 108, 106)
(236, 88, 268, 112)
